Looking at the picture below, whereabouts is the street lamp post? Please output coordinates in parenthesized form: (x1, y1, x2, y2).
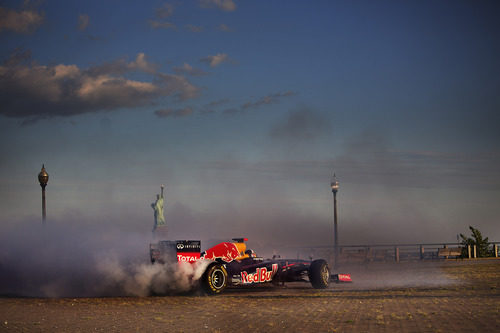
(330, 173, 339, 269)
(38, 164, 49, 224)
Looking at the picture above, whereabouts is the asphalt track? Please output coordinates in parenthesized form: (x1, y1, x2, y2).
(1, 260, 499, 332)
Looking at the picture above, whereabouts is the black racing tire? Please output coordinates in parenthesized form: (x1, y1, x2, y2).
(201, 263, 228, 295)
(309, 259, 330, 289)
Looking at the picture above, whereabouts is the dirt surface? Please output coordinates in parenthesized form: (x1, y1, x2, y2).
(1, 260, 499, 332)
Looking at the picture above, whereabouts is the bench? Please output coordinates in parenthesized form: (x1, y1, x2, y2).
(437, 247, 462, 259)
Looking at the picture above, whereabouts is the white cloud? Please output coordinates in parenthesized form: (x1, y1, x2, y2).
(77, 75, 157, 101)
(200, 53, 229, 68)
(173, 63, 208, 76)
(154, 107, 193, 118)
(216, 23, 232, 32)
(78, 14, 89, 31)
(128, 53, 158, 74)
(241, 91, 298, 110)
(0, 52, 199, 120)
(185, 24, 203, 33)
(156, 73, 199, 100)
(155, 3, 174, 18)
(86, 53, 159, 76)
(149, 20, 176, 30)
(200, 0, 236, 12)
(0, 6, 44, 33)
(149, 3, 176, 30)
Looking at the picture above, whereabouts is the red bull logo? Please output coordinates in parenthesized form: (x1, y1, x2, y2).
(202, 242, 240, 263)
(241, 264, 278, 284)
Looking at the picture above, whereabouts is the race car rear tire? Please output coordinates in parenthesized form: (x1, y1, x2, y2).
(202, 263, 228, 295)
(309, 259, 329, 289)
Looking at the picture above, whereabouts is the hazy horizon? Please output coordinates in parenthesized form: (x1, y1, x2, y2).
(1, 0, 499, 249)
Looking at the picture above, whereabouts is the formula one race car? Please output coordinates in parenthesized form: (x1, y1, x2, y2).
(150, 238, 351, 294)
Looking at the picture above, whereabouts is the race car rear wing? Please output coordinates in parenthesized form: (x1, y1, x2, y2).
(150, 240, 201, 264)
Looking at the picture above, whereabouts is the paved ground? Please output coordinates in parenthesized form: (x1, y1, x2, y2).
(1, 260, 499, 332)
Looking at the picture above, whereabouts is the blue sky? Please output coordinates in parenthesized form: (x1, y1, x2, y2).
(1, 0, 499, 248)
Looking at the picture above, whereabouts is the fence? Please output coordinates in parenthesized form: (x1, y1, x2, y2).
(295, 242, 500, 263)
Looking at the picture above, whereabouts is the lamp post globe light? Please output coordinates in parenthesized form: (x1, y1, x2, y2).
(38, 164, 49, 224)
(331, 173, 339, 269)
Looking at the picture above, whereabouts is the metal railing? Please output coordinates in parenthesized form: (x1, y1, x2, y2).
(294, 242, 500, 263)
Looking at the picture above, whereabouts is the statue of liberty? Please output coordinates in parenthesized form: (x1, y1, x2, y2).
(152, 185, 166, 235)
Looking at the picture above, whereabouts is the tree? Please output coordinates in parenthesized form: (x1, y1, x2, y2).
(459, 226, 492, 258)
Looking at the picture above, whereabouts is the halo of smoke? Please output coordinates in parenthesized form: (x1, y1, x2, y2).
(337, 261, 459, 291)
(0, 219, 209, 297)
(96, 257, 210, 296)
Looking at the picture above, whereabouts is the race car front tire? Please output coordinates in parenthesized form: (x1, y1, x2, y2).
(309, 259, 330, 289)
(202, 263, 228, 295)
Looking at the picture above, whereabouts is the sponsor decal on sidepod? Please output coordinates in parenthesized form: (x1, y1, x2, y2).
(177, 253, 201, 262)
(202, 242, 240, 263)
(241, 264, 278, 284)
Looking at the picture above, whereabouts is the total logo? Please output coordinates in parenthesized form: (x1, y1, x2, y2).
(241, 264, 278, 284)
(177, 254, 200, 262)
(337, 274, 352, 282)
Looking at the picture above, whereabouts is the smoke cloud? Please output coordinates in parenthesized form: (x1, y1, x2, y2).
(270, 107, 331, 141)
(95, 256, 209, 297)
(0, 220, 208, 297)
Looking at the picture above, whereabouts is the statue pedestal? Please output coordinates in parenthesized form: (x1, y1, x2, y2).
(153, 226, 168, 240)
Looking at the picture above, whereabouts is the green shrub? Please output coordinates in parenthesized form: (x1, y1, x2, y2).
(460, 226, 493, 257)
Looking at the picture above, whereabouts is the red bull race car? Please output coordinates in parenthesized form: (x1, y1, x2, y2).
(150, 238, 351, 294)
